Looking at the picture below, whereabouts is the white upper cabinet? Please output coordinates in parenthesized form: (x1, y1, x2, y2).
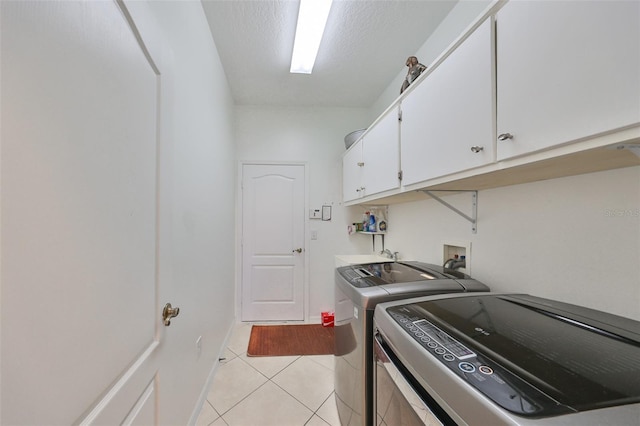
(361, 106, 401, 196)
(496, 0, 640, 160)
(401, 18, 495, 186)
(342, 106, 400, 202)
(343, 1, 640, 206)
(342, 138, 364, 202)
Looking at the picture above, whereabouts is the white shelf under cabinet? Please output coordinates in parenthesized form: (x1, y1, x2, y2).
(346, 136, 640, 207)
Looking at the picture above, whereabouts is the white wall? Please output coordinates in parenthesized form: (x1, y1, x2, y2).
(138, 2, 237, 423)
(362, 0, 640, 321)
(385, 166, 640, 321)
(230, 0, 640, 327)
(235, 106, 372, 321)
(370, 0, 492, 120)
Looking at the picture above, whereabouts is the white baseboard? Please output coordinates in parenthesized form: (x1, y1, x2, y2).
(188, 318, 236, 425)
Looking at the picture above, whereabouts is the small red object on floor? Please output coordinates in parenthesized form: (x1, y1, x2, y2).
(321, 311, 334, 327)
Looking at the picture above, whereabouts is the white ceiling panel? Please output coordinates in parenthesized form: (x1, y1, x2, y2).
(201, 0, 458, 107)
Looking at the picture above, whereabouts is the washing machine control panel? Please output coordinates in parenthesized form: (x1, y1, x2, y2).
(386, 306, 567, 417)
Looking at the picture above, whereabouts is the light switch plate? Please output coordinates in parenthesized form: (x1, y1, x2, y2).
(310, 209, 321, 219)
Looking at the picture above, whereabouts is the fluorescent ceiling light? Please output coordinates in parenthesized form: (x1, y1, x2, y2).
(290, 0, 333, 74)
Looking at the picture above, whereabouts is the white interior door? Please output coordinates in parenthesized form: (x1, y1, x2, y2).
(241, 164, 306, 321)
(1, 1, 166, 424)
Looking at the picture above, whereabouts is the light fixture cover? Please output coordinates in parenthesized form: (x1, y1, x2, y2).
(290, 0, 333, 74)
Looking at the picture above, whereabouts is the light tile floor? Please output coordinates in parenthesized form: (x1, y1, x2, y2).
(196, 323, 340, 426)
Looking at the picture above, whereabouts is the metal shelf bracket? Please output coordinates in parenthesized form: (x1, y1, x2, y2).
(420, 190, 478, 234)
(611, 144, 640, 158)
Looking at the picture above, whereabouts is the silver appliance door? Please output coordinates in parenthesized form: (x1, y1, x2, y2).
(374, 332, 444, 426)
(334, 280, 363, 425)
(334, 268, 389, 426)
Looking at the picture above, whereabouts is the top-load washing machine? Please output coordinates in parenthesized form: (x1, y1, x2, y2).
(334, 261, 490, 425)
(373, 292, 640, 425)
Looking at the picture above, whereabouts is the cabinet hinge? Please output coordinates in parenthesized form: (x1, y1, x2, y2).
(398, 170, 403, 181)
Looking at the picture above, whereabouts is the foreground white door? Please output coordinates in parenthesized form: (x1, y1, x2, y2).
(241, 164, 306, 321)
(1, 1, 168, 424)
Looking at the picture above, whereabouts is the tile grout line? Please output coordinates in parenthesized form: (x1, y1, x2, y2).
(207, 325, 337, 426)
(210, 355, 273, 418)
(312, 391, 338, 426)
(217, 379, 273, 421)
(266, 360, 336, 424)
(222, 355, 335, 425)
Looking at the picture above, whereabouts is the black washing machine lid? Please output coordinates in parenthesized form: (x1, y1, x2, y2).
(387, 294, 640, 416)
(339, 262, 448, 288)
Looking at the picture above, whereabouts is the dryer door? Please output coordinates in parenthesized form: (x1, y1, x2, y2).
(374, 333, 446, 426)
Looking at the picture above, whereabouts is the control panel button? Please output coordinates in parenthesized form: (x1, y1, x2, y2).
(479, 365, 494, 375)
(459, 362, 476, 373)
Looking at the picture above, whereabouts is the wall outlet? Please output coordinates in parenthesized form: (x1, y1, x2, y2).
(311, 230, 318, 240)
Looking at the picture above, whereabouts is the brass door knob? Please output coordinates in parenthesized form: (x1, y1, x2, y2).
(292, 248, 303, 253)
(162, 303, 180, 326)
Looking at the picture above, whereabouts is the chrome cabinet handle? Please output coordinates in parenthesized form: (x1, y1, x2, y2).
(498, 133, 514, 141)
(470, 146, 484, 153)
(357, 162, 365, 167)
(356, 187, 365, 192)
(292, 248, 303, 253)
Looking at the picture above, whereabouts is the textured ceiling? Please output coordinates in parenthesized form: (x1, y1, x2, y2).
(201, 0, 458, 107)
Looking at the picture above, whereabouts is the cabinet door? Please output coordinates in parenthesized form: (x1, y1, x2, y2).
(342, 139, 363, 202)
(401, 19, 494, 186)
(362, 106, 400, 197)
(496, 1, 640, 160)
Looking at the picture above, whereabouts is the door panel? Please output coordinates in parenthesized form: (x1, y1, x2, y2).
(1, 1, 161, 424)
(122, 379, 157, 426)
(242, 164, 305, 321)
(496, 1, 640, 160)
(343, 141, 363, 202)
(401, 19, 494, 185)
(362, 106, 400, 196)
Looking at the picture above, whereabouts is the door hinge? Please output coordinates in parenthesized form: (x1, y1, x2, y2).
(398, 170, 403, 181)
(398, 110, 402, 122)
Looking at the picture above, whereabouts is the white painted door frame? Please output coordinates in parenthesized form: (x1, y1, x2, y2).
(236, 161, 310, 322)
